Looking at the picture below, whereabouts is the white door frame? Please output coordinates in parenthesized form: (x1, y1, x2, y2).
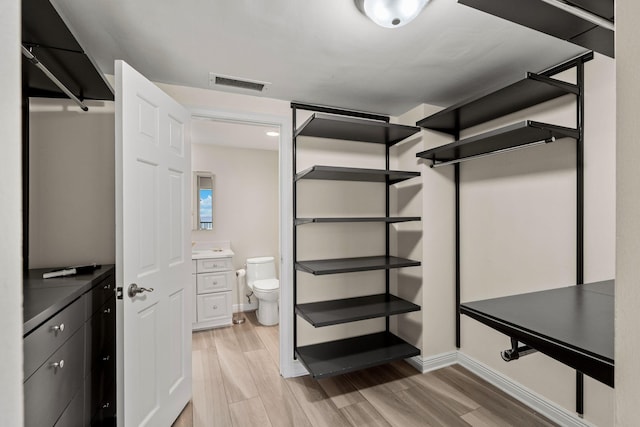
(188, 107, 305, 378)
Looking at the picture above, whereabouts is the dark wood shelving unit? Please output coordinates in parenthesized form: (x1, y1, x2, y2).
(296, 112, 420, 146)
(416, 72, 577, 134)
(292, 103, 422, 379)
(416, 121, 579, 165)
(295, 331, 420, 379)
(295, 165, 419, 184)
(296, 294, 421, 327)
(414, 52, 595, 415)
(295, 255, 421, 276)
(295, 217, 420, 225)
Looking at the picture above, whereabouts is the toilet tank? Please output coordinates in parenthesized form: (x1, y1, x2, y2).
(246, 256, 277, 283)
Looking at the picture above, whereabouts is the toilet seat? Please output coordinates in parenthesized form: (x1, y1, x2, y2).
(252, 278, 279, 291)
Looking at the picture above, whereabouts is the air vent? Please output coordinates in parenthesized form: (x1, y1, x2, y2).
(209, 73, 271, 92)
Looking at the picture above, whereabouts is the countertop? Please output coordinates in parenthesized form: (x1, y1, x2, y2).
(23, 265, 115, 336)
(191, 249, 234, 260)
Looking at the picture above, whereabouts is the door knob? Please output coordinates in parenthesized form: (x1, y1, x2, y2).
(128, 283, 154, 298)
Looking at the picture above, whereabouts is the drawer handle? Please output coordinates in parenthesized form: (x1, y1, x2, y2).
(104, 308, 112, 314)
(213, 281, 218, 285)
(103, 284, 111, 290)
(50, 323, 65, 333)
(50, 359, 65, 369)
(213, 305, 218, 310)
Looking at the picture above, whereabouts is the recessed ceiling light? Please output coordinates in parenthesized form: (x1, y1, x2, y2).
(266, 131, 280, 137)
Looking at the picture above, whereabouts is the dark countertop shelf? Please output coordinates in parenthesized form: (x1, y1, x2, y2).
(23, 265, 115, 335)
(415, 120, 579, 165)
(296, 113, 420, 146)
(416, 72, 577, 135)
(295, 331, 420, 379)
(460, 280, 614, 387)
(296, 255, 421, 276)
(295, 165, 420, 184)
(295, 216, 420, 225)
(296, 294, 420, 327)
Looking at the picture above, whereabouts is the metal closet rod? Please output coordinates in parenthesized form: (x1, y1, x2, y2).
(21, 45, 89, 112)
(430, 137, 555, 168)
(540, 0, 614, 31)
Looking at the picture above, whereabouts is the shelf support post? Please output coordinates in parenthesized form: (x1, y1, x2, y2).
(292, 104, 298, 361)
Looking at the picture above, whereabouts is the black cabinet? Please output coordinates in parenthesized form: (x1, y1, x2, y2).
(23, 266, 116, 427)
(292, 104, 422, 378)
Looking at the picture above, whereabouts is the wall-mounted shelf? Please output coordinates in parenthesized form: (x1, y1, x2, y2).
(295, 255, 421, 276)
(296, 294, 421, 327)
(295, 331, 420, 379)
(416, 72, 578, 135)
(295, 217, 420, 226)
(416, 121, 579, 166)
(296, 113, 421, 146)
(292, 103, 422, 379)
(414, 53, 594, 415)
(459, 0, 613, 57)
(295, 165, 420, 184)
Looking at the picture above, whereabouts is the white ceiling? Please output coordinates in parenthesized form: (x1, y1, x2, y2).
(52, 0, 586, 117)
(191, 118, 280, 151)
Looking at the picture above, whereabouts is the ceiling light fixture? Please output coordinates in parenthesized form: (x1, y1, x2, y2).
(355, 0, 429, 28)
(266, 131, 280, 137)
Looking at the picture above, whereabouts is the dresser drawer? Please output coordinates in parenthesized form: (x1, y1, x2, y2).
(86, 272, 116, 318)
(54, 388, 83, 427)
(197, 257, 232, 273)
(196, 292, 231, 323)
(24, 296, 85, 380)
(24, 329, 84, 427)
(196, 271, 232, 294)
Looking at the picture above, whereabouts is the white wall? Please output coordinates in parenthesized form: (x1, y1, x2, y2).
(191, 143, 279, 307)
(452, 54, 615, 426)
(28, 99, 115, 268)
(0, 0, 24, 424)
(616, 0, 640, 424)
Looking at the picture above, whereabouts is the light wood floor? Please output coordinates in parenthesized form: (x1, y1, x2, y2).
(173, 312, 557, 427)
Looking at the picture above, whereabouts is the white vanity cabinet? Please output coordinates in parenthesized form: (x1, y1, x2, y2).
(192, 252, 234, 330)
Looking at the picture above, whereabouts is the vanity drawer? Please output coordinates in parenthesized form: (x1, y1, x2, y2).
(196, 292, 231, 323)
(197, 257, 232, 273)
(196, 272, 232, 294)
(24, 329, 84, 427)
(24, 296, 85, 380)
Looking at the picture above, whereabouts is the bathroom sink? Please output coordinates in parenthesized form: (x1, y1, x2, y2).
(191, 248, 234, 259)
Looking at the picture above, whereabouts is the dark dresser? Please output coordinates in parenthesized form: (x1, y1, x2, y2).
(23, 265, 116, 426)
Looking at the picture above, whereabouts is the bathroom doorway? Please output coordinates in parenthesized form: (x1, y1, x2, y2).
(178, 108, 294, 424)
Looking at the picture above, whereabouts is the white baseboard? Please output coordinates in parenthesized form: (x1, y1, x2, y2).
(456, 352, 593, 427)
(405, 351, 458, 373)
(233, 302, 258, 312)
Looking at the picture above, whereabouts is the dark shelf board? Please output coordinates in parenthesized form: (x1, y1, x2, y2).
(295, 166, 419, 184)
(23, 0, 114, 101)
(296, 256, 421, 276)
(295, 113, 420, 146)
(295, 216, 420, 226)
(296, 294, 420, 327)
(459, 0, 613, 58)
(415, 121, 579, 165)
(416, 72, 577, 134)
(295, 331, 420, 379)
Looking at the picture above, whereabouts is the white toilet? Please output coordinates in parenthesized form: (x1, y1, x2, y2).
(246, 256, 279, 326)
